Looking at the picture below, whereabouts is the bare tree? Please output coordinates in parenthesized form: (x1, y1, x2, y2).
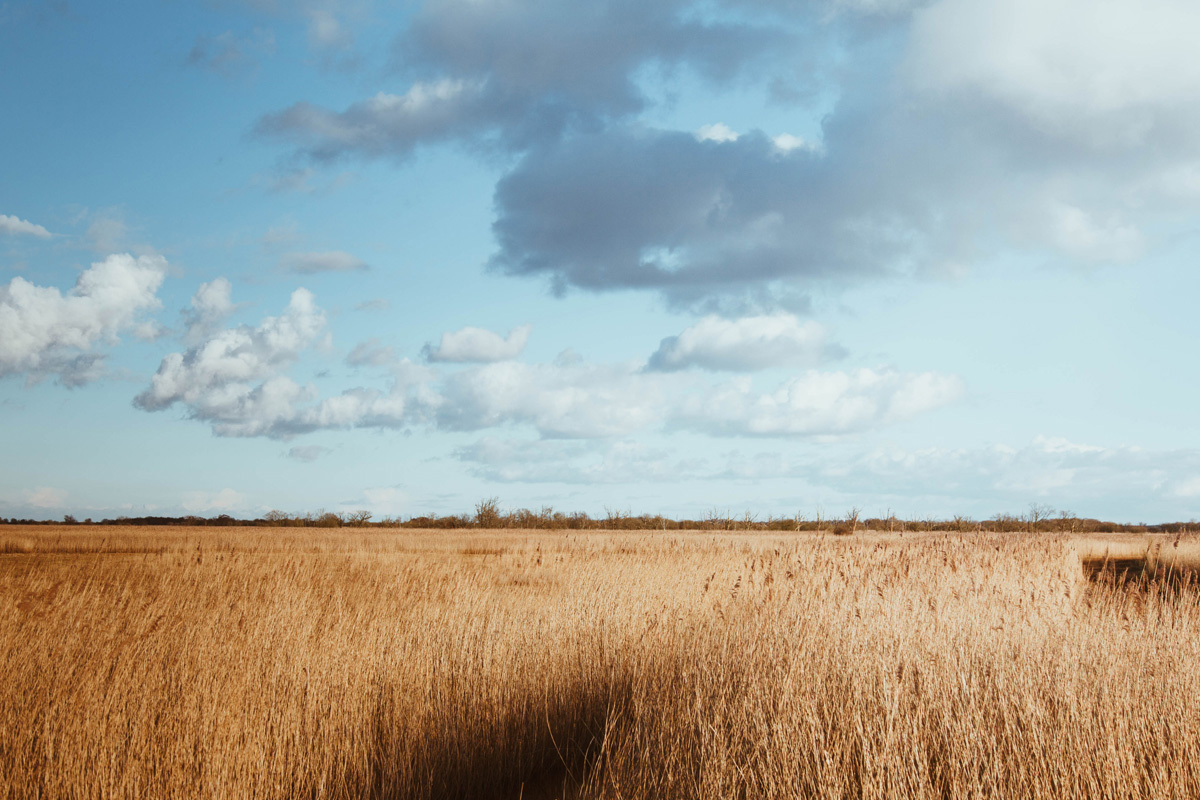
(1026, 502, 1055, 534)
(475, 497, 502, 528)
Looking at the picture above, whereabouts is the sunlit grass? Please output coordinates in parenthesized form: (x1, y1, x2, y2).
(3, 526, 1198, 799)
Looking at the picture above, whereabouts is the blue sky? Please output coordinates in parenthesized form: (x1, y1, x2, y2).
(3, 0, 1200, 522)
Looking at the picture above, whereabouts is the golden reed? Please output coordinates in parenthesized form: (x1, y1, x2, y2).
(2, 526, 1198, 799)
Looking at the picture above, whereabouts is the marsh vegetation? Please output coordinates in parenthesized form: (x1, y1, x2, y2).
(2, 526, 1199, 799)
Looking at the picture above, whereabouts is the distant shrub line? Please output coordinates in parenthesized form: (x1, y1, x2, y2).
(2, 500, 1194, 534)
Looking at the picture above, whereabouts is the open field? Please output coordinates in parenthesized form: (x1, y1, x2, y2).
(3, 526, 1200, 799)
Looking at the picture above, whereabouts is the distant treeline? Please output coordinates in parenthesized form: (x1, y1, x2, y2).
(0, 499, 1195, 534)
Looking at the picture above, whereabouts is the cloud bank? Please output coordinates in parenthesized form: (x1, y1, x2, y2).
(133, 287, 959, 441)
(253, 0, 1200, 309)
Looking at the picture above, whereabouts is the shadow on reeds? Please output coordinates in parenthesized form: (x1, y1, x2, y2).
(364, 677, 623, 800)
(1082, 555, 1200, 594)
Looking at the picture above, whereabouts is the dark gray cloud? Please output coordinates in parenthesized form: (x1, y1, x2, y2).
(257, 0, 788, 160)
(489, 8, 1200, 308)
(256, 0, 1200, 308)
(489, 128, 904, 302)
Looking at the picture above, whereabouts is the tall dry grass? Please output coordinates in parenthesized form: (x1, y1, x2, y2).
(2, 526, 1199, 799)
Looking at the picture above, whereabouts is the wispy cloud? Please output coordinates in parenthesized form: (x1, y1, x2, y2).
(279, 250, 367, 273)
(186, 28, 275, 76)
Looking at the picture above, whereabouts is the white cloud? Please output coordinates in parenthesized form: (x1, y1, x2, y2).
(181, 488, 247, 513)
(279, 250, 367, 273)
(696, 123, 739, 143)
(183, 277, 236, 344)
(135, 287, 327, 413)
(436, 360, 677, 437)
(675, 368, 964, 436)
(25, 487, 67, 509)
(0, 214, 51, 238)
(136, 292, 958, 443)
(771, 133, 811, 153)
(906, 0, 1200, 150)
(135, 287, 434, 439)
(648, 314, 842, 371)
(424, 323, 532, 363)
(0, 253, 167, 386)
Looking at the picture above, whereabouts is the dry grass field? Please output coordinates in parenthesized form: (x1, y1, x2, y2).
(2, 525, 1200, 799)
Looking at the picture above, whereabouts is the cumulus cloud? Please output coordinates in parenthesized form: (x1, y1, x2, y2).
(135, 287, 327, 413)
(0, 214, 52, 238)
(434, 360, 677, 438)
(139, 286, 959, 441)
(257, 0, 785, 160)
(182, 277, 236, 345)
(279, 250, 367, 273)
(135, 287, 434, 439)
(648, 314, 844, 371)
(423, 323, 531, 363)
(0, 253, 167, 386)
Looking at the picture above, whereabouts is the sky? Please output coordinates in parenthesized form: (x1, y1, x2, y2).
(3, 0, 1200, 523)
